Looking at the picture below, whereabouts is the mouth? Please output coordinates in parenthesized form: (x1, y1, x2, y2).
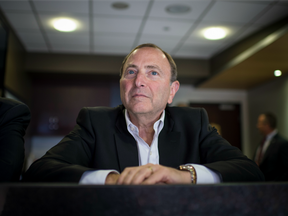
(133, 93, 147, 97)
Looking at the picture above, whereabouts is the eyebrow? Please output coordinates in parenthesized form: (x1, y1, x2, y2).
(145, 65, 162, 71)
(125, 64, 162, 72)
(126, 64, 138, 70)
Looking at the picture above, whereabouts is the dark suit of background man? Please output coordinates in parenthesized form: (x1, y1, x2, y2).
(23, 43, 264, 184)
(255, 113, 288, 181)
(0, 97, 31, 182)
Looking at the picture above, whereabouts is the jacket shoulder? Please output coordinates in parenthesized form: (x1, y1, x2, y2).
(166, 106, 206, 119)
(76, 105, 123, 125)
(0, 97, 30, 112)
(81, 105, 123, 116)
(0, 98, 31, 126)
(274, 134, 288, 145)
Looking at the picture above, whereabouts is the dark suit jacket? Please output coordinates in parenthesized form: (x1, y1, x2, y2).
(23, 105, 264, 182)
(0, 97, 31, 182)
(258, 133, 288, 181)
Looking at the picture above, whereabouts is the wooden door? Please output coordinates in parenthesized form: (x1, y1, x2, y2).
(190, 103, 242, 150)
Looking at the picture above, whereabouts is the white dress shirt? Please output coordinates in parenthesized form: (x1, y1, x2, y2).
(80, 109, 220, 184)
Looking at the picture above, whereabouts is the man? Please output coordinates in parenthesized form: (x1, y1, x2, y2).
(255, 113, 288, 181)
(0, 97, 31, 182)
(23, 44, 264, 184)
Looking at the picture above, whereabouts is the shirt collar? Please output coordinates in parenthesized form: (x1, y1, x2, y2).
(266, 129, 277, 140)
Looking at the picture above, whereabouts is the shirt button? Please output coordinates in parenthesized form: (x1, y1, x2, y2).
(150, 151, 152, 155)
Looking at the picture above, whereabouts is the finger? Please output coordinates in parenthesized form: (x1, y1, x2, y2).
(141, 169, 166, 185)
(142, 167, 190, 184)
(141, 166, 175, 185)
(130, 166, 154, 184)
(117, 165, 155, 185)
(122, 166, 154, 185)
(156, 182, 166, 185)
(117, 167, 137, 185)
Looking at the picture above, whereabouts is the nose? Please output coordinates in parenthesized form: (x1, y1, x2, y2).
(134, 71, 146, 87)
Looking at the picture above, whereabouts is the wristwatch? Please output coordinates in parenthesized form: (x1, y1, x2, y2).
(179, 165, 197, 184)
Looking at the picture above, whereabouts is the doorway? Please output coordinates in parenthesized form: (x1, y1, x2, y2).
(190, 103, 242, 150)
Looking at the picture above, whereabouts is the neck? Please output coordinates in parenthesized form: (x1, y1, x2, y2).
(127, 111, 163, 146)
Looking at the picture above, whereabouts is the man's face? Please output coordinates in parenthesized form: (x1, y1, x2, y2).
(257, 114, 269, 135)
(120, 47, 179, 118)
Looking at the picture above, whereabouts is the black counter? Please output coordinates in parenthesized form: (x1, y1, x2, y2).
(0, 183, 287, 216)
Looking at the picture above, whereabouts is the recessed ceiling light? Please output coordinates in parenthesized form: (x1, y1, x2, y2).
(274, 70, 282, 77)
(52, 18, 78, 32)
(112, 2, 129, 10)
(166, 5, 191, 14)
(203, 27, 227, 40)
(163, 26, 170, 31)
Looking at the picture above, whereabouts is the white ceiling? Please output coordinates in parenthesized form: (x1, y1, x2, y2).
(0, 0, 288, 59)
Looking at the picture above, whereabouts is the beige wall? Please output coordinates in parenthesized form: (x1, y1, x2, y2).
(4, 31, 31, 105)
(247, 74, 288, 159)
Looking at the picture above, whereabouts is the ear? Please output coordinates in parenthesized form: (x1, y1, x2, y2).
(168, 81, 180, 104)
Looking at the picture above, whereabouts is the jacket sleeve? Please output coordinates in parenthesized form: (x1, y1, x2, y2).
(198, 108, 265, 182)
(0, 99, 31, 182)
(23, 108, 96, 182)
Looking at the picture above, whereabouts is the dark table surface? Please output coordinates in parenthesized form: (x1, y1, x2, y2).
(0, 182, 287, 216)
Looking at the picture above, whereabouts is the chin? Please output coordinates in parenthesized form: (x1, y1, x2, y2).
(131, 108, 151, 114)
(129, 104, 152, 114)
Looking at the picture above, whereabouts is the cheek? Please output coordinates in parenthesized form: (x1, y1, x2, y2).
(120, 81, 131, 96)
(158, 82, 172, 97)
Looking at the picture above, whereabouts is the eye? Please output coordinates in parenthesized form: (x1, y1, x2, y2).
(124, 69, 137, 78)
(151, 71, 158, 76)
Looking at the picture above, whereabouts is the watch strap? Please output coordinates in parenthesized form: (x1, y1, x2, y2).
(179, 165, 197, 184)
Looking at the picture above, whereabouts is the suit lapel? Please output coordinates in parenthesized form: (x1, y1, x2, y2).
(114, 109, 138, 172)
(261, 135, 277, 163)
(158, 111, 182, 168)
(158, 130, 181, 167)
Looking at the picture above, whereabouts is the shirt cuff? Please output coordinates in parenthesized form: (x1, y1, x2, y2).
(79, 170, 120, 185)
(187, 164, 221, 184)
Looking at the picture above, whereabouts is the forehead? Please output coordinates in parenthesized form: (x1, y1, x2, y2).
(258, 115, 266, 122)
(125, 47, 170, 69)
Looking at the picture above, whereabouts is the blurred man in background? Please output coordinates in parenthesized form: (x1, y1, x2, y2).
(255, 113, 288, 181)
